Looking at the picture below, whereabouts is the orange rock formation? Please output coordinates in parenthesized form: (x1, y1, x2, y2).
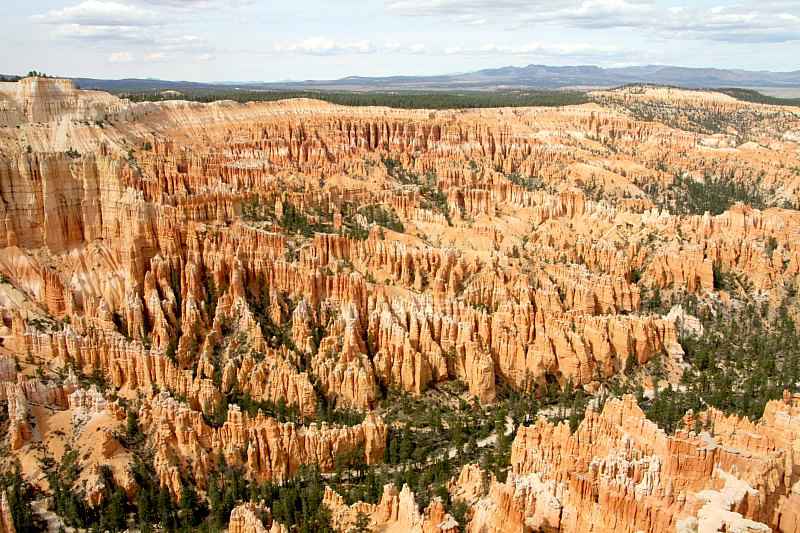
(441, 394, 800, 533)
(0, 77, 799, 531)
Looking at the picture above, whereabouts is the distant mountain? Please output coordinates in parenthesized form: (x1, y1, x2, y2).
(267, 65, 800, 91)
(71, 78, 223, 92)
(7, 64, 800, 93)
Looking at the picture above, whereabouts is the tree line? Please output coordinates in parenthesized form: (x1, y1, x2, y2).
(119, 89, 590, 109)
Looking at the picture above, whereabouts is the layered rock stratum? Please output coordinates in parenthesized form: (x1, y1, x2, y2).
(0, 77, 798, 532)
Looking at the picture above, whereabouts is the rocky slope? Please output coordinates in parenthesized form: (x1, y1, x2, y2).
(0, 77, 798, 532)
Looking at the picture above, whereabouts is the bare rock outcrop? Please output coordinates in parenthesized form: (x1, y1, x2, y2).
(0, 491, 15, 533)
(140, 393, 386, 493)
(503, 394, 800, 533)
(324, 484, 458, 533)
(228, 503, 288, 533)
(1, 78, 799, 531)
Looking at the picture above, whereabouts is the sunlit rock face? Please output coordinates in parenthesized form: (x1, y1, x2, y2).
(0, 77, 799, 531)
(331, 394, 800, 533)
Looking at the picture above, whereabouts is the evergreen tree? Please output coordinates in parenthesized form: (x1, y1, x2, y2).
(348, 511, 372, 533)
(126, 408, 141, 442)
(3, 463, 39, 533)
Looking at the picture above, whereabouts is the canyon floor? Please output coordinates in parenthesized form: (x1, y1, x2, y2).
(0, 77, 799, 533)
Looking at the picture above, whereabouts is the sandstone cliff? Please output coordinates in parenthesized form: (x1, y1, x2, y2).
(0, 77, 798, 531)
(324, 484, 458, 533)
(493, 394, 800, 533)
(228, 503, 288, 533)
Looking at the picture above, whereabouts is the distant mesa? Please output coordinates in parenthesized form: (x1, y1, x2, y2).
(33, 63, 799, 93)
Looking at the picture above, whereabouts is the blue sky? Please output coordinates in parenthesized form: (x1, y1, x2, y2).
(2, 0, 799, 82)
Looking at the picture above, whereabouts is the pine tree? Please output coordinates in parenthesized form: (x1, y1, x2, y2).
(126, 408, 140, 442)
(157, 487, 176, 530)
(349, 511, 371, 533)
(5, 463, 37, 533)
(102, 488, 126, 532)
(180, 480, 200, 526)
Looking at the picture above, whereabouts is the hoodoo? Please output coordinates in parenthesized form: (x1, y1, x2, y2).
(0, 75, 798, 532)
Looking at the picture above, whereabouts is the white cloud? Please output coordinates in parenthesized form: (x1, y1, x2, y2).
(267, 39, 448, 57)
(385, 0, 554, 16)
(384, 41, 428, 54)
(108, 51, 134, 62)
(386, 0, 800, 43)
(273, 37, 376, 56)
(385, 0, 655, 30)
(521, 0, 654, 29)
(443, 42, 623, 60)
(33, 0, 160, 27)
(385, 0, 656, 14)
(656, 4, 800, 43)
(389, 0, 655, 28)
(453, 13, 487, 25)
(33, 0, 217, 63)
(22, 0, 800, 81)
(159, 35, 211, 52)
(136, 0, 254, 8)
(55, 23, 153, 43)
(264, 37, 620, 61)
(105, 48, 211, 64)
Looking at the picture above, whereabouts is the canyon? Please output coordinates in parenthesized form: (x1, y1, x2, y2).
(0, 77, 798, 532)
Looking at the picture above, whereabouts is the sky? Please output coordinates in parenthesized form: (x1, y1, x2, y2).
(2, 0, 799, 82)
